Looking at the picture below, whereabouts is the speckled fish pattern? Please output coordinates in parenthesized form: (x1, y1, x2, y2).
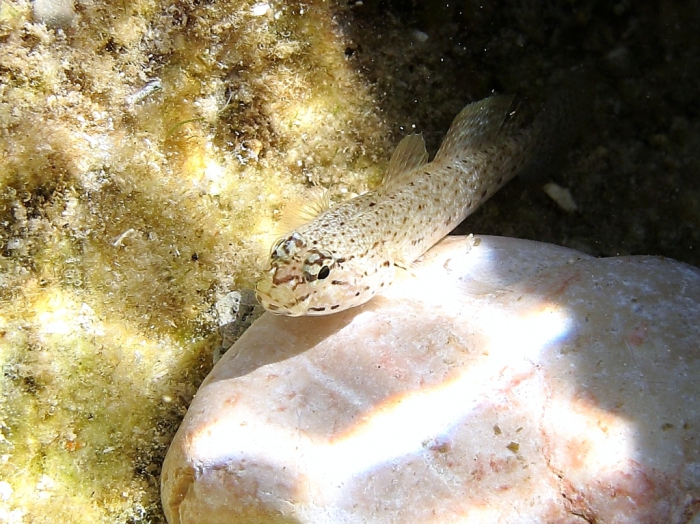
(256, 95, 542, 316)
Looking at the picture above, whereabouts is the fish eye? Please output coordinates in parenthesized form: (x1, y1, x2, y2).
(303, 249, 335, 282)
(318, 265, 331, 280)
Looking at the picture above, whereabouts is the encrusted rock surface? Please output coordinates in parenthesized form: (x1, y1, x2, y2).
(162, 236, 700, 523)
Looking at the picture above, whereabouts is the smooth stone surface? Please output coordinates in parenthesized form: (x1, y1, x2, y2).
(161, 236, 700, 524)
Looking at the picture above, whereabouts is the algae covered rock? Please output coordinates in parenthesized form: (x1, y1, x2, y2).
(161, 235, 700, 523)
(0, 0, 388, 520)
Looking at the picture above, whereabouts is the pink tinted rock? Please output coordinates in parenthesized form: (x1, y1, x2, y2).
(162, 236, 700, 524)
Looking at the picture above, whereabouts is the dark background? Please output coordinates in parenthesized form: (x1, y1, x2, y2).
(337, 0, 700, 266)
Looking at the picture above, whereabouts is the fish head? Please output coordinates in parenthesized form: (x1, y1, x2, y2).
(256, 231, 389, 316)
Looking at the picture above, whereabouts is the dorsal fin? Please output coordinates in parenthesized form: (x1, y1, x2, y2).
(382, 134, 428, 188)
(433, 95, 515, 163)
(275, 186, 331, 235)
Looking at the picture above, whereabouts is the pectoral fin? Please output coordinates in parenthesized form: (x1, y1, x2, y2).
(275, 186, 332, 235)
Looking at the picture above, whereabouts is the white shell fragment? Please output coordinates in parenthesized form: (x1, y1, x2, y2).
(544, 181, 578, 212)
(412, 29, 429, 43)
(161, 235, 700, 524)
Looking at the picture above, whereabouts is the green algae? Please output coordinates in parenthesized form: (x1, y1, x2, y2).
(0, 0, 387, 521)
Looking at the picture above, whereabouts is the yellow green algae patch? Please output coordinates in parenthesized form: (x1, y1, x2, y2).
(0, 0, 388, 521)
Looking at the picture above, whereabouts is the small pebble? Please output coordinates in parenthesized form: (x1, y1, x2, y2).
(412, 30, 429, 43)
(544, 182, 577, 212)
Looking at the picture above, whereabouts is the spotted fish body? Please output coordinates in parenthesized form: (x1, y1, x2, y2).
(256, 95, 542, 316)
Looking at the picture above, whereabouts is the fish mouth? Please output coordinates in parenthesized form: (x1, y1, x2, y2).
(254, 286, 310, 317)
(254, 289, 280, 312)
(254, 285, 283, 312)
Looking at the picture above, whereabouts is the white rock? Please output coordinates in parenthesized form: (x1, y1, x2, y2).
(161, 236, 700, 524)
